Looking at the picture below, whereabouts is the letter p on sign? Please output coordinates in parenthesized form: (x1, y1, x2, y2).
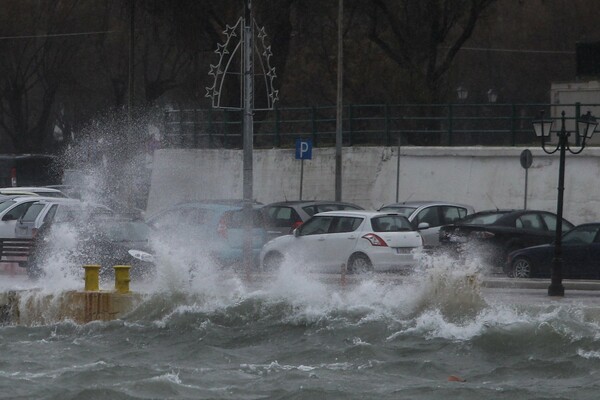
(295, 139, 312, 160)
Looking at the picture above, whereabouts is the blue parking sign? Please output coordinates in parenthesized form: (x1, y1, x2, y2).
(295, 139, 312, 160)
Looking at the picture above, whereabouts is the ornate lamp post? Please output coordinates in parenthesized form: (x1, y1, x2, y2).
(532, 110, 597, 296)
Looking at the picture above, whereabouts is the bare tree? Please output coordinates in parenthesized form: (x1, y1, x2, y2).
(358, 0, 496, 103)
(0, 1, 83, 153)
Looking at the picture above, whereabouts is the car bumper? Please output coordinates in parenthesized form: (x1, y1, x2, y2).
(368, 249, 420, 272)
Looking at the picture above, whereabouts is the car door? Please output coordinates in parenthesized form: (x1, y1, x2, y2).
(15, 202, 48, 238)
(318, 216, 363, 272)
(0, 201, 36, 238)
(421, 206, 470, 247)
(513, 212, 550, 248)
(294, 215, 335, 269)
(561, 225, 600, 279)
(263, 205, 302, 239)
(412, 206, 442, 247)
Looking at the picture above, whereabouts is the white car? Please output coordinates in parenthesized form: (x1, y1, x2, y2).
(0, 196, 58, 238)
(259, 210, 423, 273)
(14, 198, 112, 239)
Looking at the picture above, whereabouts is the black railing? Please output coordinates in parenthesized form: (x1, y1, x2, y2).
(162, 103, 597, 148)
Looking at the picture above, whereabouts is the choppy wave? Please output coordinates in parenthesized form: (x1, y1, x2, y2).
(4, 252, 600, 399)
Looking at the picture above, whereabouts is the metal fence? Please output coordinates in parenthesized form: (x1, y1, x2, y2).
(162, 103, 599, 148)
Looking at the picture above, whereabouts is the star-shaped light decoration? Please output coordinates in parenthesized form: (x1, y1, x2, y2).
(215, 43, 229, 56)
(256, 26, 267, 40)
(207, 17, 277, 110)
(223, 23, 238, 39)
(262, 45, 272, 60)
(208, 64, 223, 77)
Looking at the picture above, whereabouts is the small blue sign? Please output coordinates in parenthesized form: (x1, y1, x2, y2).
(295, 139, 312, 160)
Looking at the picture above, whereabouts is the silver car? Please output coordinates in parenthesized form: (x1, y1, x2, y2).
(378, 201, 475, 247)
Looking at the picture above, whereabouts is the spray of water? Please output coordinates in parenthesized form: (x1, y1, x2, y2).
(12, 115, 599, 339)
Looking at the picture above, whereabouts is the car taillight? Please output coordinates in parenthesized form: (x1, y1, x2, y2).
(470, 231, 495, 239)
(217, 217, 227, 238)
(10, 167, 16, 187)
(291, 220, 303, 230)
(362, 233, 388, 247)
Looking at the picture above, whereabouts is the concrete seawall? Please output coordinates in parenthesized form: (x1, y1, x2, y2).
(147, 146, 600, 225)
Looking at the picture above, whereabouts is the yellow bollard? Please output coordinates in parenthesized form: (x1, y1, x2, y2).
(83, 264, 101, 291)
(113, 265, 131, 294)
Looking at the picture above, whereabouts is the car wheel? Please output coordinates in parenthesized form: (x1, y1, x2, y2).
(263, 251, 284, 272)
(347, 253, 373, 274)
(512, 256, 532, 278)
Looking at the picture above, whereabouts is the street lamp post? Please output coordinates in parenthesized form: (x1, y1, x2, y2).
(532, 110, 597, 296)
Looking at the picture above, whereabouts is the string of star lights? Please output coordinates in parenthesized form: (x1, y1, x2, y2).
(206, 17, 278, 110)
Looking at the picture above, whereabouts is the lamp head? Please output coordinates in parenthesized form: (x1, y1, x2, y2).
(532, 110, 553, 138)
(578, 111, 598, 139)
(456, 86, 468, 101)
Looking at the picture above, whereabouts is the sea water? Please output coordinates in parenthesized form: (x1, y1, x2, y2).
(2, 249, 600, 400)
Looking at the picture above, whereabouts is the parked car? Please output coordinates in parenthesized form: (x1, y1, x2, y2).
(505, 223, 600, 279)
(262, 200, 364, 239)
(378, 201, 475, 246)
(438, 209, 574, 270)
(25, 213, 155, 280)
(0, 186, 68, 198)
(260, 210, 423, 273)
(14, 199, 112, 239)
(0, 196, 60, 238)
(146, 201, 267, 267)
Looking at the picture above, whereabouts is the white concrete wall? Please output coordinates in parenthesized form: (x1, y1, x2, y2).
(147, 146, 600, 225)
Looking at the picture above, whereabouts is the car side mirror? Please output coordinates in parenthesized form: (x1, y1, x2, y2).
(417, 222, 430, 230)
(293, 228, 300, 237)
(2, 214, 15, 221)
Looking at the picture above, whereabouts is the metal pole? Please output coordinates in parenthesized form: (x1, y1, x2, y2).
(548, 116, 566, 297)
(524, 168, 528, 210)
(299, 159, 304, 200)
(335, 0, 343, 201)
(242, 0, 254, 274)
(395, 136, 401, 202)
(128, 0, 135, 126)
(126, 0, 135, 207)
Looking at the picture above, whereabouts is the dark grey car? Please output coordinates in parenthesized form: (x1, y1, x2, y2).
(261, 200, 364, 239)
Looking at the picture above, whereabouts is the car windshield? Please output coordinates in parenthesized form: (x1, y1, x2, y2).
(0, 200, 16, 214)
(96, 220, 151, 242)
(563, 225, 600, 245)
(378, 206, 416, 218)
(52, 204, 112, 223)
(371, 215, 413, 231)
(459, 212, 509, 225)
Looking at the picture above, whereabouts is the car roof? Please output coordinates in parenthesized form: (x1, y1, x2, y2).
(265, 200, 361, 206)
(380, 201, 474, 209)
(314, 210, 407, 218)
(2, 195, 47, 203)
(147, 201, 264, 220)
(31, 198, 80, 205)
(0, 186, 64, 193)
(0, 190, 39, 196)
(456, 209, 566, 225)
(173, 199, 263, 207)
